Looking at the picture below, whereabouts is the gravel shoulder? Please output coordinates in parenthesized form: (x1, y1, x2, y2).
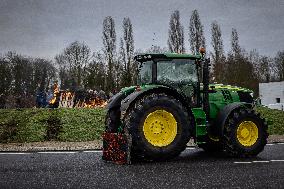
(0, 135, 283, 152)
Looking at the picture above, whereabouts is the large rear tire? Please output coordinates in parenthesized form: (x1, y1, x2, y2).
(223, 108, 268, 157)
(124, 93, 191, 161)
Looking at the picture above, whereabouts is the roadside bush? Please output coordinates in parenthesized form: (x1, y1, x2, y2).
(256, 106, 284, 135)
(45, 109, 62, 141)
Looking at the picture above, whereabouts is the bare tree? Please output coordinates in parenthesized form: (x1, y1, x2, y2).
(55, 54, 70, 89)
(211, 21, 226, 82)
(250, 50, 274, 85)
(225, 28, 258, 93)
(231, 28, 241, 57)
(33, 58, 56, 92)
(189, 10, 206, 54)
(168, 10, 185, 53)
(119, 17, 135, 87)
(225, 28, 242, 84)
(6, 52, 34, 98)
(0, 56, 12, 108)
(259, 56, 273, 82)
(55, 41, 91, 89)
(85, 52, 106, 90)
(65, 41, 90, 88)
(249, 49, 262, 82)
(274, 51, 284, 81)
(0, 52, 56, 108)
(103, 16, 116, 93)
(118, 38, 127, 88)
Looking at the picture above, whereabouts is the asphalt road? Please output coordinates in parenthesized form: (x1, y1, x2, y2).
(1, 143, 283, 189)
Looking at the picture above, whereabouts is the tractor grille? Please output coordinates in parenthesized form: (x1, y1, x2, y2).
(237, 91, 253, 103)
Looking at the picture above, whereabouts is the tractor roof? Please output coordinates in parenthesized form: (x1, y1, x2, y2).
(134, 53, 202, 62)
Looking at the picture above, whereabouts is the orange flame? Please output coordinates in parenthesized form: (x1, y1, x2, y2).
(61, 91, 75, 101)
(49, 83, 59, 104)
(48, 83, 107, 108)
(77, 98, 107, 108)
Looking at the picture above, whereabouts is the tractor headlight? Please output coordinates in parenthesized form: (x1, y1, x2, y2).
(250, 92, 254, 98)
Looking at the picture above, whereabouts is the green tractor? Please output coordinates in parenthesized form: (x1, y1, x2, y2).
(103, 49, 268, 163)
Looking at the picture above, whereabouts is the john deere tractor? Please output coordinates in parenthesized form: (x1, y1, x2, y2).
(103, 49, 268, 163)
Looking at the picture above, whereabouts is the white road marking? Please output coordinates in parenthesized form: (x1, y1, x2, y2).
(252, 161, 270, 163)
(266, 143, 284, 145)
(37, 151, 77, 154)
(270, 160, 284, 162)
(0, 152, 30, 155)
(234, 160, 284, 164)
(186, 147, 196, 150)
(83, 150, 102, 153)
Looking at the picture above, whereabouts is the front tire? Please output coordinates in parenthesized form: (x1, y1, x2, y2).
(223, 108, 268, 157)
(124, 93, 191, 161)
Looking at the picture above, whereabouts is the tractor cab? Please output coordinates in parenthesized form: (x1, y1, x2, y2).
(135, 53, 203, 107)
(135, 53, 200, 85)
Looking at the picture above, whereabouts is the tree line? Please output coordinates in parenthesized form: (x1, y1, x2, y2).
(0, 10, 283, 108)
(0, 52, 56, 108)
(168, 10, 284, 95)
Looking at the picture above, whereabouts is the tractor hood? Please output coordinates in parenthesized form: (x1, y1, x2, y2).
(209, 83, 253, 93)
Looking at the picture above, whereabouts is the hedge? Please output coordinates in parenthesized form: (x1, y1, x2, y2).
(0, 106, 283, 143)
(255, 106, 284, 135)
(0, 108, 105, 143)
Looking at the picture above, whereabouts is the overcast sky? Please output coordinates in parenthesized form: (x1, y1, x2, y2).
(0, 0, 283, 59)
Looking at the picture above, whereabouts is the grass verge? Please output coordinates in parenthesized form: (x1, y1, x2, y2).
(0, 108, 105, 143)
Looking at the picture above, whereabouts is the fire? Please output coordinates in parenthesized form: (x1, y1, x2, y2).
(76, 98, 107, 108)
(58, 91, 75, 108)
(48, 83, 107, 108)
(49, 83, 59, 105)
(61, 91, 75, 102)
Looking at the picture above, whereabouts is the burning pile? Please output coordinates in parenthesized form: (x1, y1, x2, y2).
(49, 83, 107, 108)
(49, 83, 60, 105)
(75, 98, 107, 108)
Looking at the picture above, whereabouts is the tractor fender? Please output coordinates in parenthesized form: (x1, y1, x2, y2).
(214, 102, 253, 137)
(105, 92, 127, 111)
(120, 86, 190, 120)
(120, 89, 145, 119)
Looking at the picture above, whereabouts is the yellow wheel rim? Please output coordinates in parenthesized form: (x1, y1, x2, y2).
(143, 110, 177, 147)
(237, 121, 258, 147)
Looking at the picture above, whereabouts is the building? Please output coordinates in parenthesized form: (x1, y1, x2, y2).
(259, 81, 284, 111)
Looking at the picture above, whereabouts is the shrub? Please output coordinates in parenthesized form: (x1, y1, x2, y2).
(45, 109, 62, 141)
(256, 106, 284, 135)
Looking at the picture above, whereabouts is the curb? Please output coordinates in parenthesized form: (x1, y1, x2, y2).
(0, 141, 102, 152)
(0, 135, 283, 152)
